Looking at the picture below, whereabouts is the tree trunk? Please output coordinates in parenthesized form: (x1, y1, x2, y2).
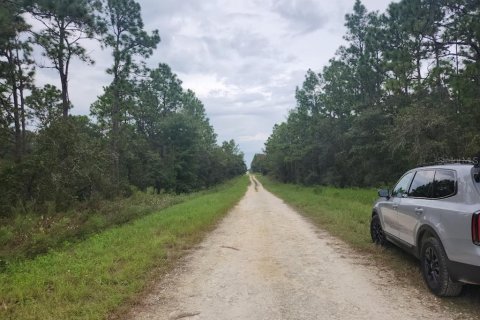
(19, 85, 26, 153)
(60, 72, 69, 117)
(7, 47, 22, 162)
(416, 51, 422, 85)
(111, 77, 120, 188)
(15, 45, 26, 154)
(110, 28, 123, 191)
(58, 20, 69, 118)
(12, 83, 21, 163)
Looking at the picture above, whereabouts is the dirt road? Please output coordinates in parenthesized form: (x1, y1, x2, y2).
(130, 176, 462, 320)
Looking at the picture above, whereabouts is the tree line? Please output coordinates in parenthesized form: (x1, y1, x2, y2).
(255, 0, 480, 187)
(0, 0, 246, 215)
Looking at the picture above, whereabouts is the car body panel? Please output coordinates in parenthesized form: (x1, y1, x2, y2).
(397, 197, 429, 245)
(378, 197, 400, 237)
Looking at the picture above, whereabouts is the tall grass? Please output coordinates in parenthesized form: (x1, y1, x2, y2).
(0, 175, 249, 319)
(0, 191, 190, 265)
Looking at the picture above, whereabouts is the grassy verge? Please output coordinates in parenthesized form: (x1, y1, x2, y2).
(0, 175, 249, 319)
(257, 175, 480, 313)
(0, 191, 192, 265)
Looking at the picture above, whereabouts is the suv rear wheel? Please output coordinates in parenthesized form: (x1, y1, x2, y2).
(420, 237, 463, 297)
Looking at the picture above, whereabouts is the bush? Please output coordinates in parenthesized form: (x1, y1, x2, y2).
(0, 226, 13, 246)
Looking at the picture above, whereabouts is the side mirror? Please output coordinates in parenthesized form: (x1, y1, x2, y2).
(378, 189, 390, 199)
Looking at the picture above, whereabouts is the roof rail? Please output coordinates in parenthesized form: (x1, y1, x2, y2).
(418, 159, 476, 167)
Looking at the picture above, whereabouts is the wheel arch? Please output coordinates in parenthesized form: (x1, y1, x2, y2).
(416, 224, 442, 257)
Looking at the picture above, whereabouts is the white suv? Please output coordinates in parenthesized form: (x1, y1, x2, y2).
(370, 162, 480, 296)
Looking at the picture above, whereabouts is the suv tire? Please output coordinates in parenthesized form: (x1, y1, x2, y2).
(420, 237, 463, 297)
(370, 214, 388, 246)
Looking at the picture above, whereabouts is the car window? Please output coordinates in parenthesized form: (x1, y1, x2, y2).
(392, 172, 414, 197)
(408, 170, 434, 198)
(433, 170, 456, 198)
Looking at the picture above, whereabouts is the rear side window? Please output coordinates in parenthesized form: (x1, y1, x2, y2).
(433, 170, 456, 198)
(408, 170, 434, 198)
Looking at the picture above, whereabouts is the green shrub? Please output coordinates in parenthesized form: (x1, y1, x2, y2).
(0, 226, 13, 246)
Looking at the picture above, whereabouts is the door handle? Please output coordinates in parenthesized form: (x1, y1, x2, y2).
(414, 208, 424, 215)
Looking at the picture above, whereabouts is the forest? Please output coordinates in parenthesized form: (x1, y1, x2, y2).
(0, 0, 247, 216)
(254, 0, 480, 187)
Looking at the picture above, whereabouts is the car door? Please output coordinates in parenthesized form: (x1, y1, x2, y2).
(397, 169, 435, 245)
(380, 171, 414, 238)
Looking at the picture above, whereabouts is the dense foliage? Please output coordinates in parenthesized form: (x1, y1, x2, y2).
(261, 0, 480, 187)
(250, 153, 268, 175)
(0, 0, 246, 215)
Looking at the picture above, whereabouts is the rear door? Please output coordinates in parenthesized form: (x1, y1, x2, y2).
(397, 170, 435, 245)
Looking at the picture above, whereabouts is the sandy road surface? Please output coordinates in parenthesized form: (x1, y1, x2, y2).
(130, 176, 463, 320)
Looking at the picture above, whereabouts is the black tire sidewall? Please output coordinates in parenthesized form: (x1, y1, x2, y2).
(420, 237, 449, 295)
(370, 215, 386, 246)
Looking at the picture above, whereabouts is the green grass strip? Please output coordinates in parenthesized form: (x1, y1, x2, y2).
(0, 175, 249, 319)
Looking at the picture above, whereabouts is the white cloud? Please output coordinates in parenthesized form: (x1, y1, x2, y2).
(180, 73, 238, 98)
(238, 133, 271, 142)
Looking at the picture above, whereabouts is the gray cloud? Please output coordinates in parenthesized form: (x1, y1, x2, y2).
(271, 0, 330, 33)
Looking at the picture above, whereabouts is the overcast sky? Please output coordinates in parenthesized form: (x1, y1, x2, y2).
(35, 0, 395, 167)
